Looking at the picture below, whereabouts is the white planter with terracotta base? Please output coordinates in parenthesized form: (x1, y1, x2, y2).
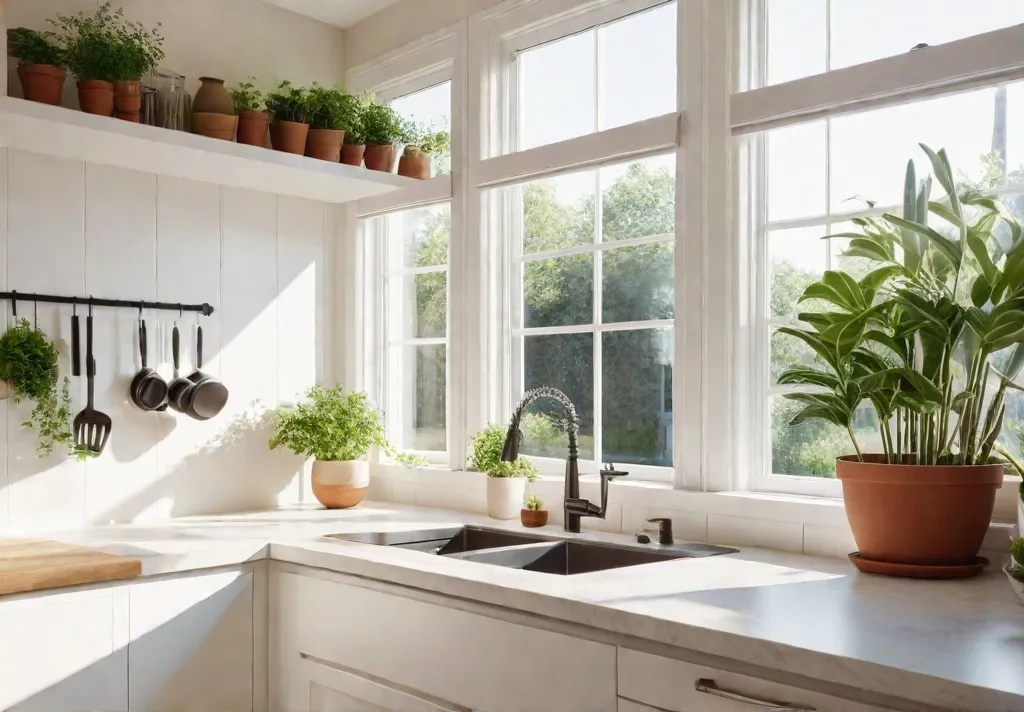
(487, 477, 526, 520)
(311, 460, 369, 509)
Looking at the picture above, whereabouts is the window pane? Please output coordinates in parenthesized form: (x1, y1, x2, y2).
(599, 3, 677, 130)
(519, 30, 596, 150)
(771, 397, 878, 477)
(771, 326, 821, 383)
(767, 121, 826, 222)
(391, 81, 452, 176)
(393, 345, 446, 451)
(602, 328, 673, 466)
(523, 333, 595, 459)
(601, 155, 675, 241)
(522, 173, 595, 254)
(524, 254, 593, 328)
(396, 204, 449, 268)
(603, 243, 674, 323)
(768, 226, 827, 318)
(398, 273, 446, 339)
(767, 0, 825, 85)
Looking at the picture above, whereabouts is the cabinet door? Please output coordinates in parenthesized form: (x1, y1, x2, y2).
(299, 656, 465, 712)
(128, 569, 253, 712)
(619, 700, 668, 712)
(0, 586, 128, 712)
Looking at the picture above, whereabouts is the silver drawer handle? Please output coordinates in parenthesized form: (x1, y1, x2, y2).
(695, 679, 817, 711)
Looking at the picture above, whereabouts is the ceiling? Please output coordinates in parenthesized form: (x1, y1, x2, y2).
(261, 0, 402, 28)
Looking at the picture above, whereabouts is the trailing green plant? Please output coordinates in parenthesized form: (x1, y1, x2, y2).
(52, 2, 164, 82)
(525, 494, 544, 510)
(468, 423, 538, 481)
(403, 123, 450, 157)
(0, 320, 73, 457)
(266, 80, 311, 124)
(7, 27, 66, 67)
(361, 99, 406, 145)
(306, 84, 361, 132)
(777, 144, 1024, 470)
(269, 385, 422, 466)
(230, 77, 267, 114)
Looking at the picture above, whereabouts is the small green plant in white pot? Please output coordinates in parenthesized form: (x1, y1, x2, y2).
(470, 423, 538, 519)
(269, 385, 418, 509)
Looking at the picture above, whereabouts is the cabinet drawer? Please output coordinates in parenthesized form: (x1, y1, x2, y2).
(618, 649, 899, 712)
(273, 571, 616, 712)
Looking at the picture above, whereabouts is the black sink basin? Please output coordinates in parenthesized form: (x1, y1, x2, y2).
(326, 526, 551, 553)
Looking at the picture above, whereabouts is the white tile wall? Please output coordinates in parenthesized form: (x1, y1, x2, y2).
(0, 149, 332, 532)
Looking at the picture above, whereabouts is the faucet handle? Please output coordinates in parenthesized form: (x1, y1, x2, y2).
(600, 463, 629, 480)
(645, 517, 674, 545)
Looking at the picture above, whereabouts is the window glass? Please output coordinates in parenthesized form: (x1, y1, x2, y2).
(603, 328, 673, 466)
(391, 81, 452, 176)
(517, 2, 676, 151)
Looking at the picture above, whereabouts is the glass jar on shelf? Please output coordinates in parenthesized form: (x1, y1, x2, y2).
(141, 69, 193, 132)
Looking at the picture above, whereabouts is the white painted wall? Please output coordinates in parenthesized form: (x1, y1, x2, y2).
(7, 0, 345, 103)
(0, 148, 330, 533)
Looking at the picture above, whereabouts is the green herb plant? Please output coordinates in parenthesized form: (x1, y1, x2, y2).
(7, 27, 66, 67)
(525, 494, 544, 511)
(231, 77, 267, 114)
(1008, 536, 1024, 582)
(343, 93, 372, 145)
(468, 423, 538, 481)
(53, 2, 164, 82)
(266, 80, 311, 124)
(778, 144, 1024, 470)
(269, 385, 422, 466)
(403, 123, 450, 157)
(307, 84, 361, 133)
(361, 99, 406, 145)
(0, 319, 73, 457)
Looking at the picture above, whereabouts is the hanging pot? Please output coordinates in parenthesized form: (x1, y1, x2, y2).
(17, 63, 66, 106)
(129, 318, 168, 412)
(341, 144, 365, 167)
(364, 144, 395, 172)
(78, 80, 114, 116)
(181, 323, 228, 421)
(167, 324, 194, 415)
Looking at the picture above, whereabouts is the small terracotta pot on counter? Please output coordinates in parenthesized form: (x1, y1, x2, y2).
(306, 128, 345, 162)
(270, 120, 310, 155)
(398, 151, 432, 180)
(341, 143, 366, 167)
(77, 80, 114, 116)
(192, 112, 238, 141)
(364, 143, 395, 172)
(521, 509, 548, 528)
(113, 80, 142, 118)
(237, 110, 271, 147)
(312, 460, 369, 509)
(17, 63, 66, 106)
(837, 455, 1003, 570)
(193, 76, 233, 115)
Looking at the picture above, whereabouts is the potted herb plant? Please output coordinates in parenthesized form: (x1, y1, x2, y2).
(269, 385, 419, 509)
(7, 27, 67, 106)
(266, 81, 311, 155)
(469, 423, 538, 520)
(305, 84, 359, 162)
(0, 319, 73, 457)
(231, 77, 270, 147)
(398, 124, 450, 180)
(361, 99, 405, 173)
(521, 494, 548, 528)
(341, 93, 369, 167)
(107, 8, 163, 121)
(778, 144, 1024, 578)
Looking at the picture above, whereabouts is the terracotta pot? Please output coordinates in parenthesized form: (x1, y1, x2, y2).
(398, 152, 432, 180)
(17, 63, 66, 106)
(113, 80, 142, 114)
(192, 76, 233, 115)
(521, 509, 549, 528)
(77, 80, 114, 117)
(312, 460, 369, 509)
(364, 143, 396, 172)
(305, 128, 345, 162)
(270, 120, 310, 155)
(237, 110, 271, 147)
(487, 477, 526, 520)
(116, 111, 140, 123)
(192, 112, 238, 141)
(837, 455, 1003, 567)
(341, 144, 366, 167)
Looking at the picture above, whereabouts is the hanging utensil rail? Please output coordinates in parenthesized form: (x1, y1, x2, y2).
(0, 291, 214, 316)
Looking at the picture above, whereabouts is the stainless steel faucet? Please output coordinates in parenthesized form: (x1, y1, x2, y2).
(500, 387, 627, 533)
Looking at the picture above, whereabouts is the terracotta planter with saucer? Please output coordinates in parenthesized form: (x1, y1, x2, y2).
(192, 112, 238, 141)
(113, 80, 142, 120)
(312, 460, 369, 509)
(17, 63, 66, 105)
(77, 80, 114, 116)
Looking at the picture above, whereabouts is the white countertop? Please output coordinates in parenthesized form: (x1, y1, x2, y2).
(24, 502, 1024, 712)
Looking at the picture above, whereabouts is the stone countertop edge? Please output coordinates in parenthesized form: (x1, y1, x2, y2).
(12, 501, 1024, 712)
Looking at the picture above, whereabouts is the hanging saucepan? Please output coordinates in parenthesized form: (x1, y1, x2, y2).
(129, 316, 168, 412)
(167, 321, 194, 415)
(181, 322, 228, 421)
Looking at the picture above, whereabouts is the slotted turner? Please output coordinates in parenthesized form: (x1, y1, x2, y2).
(73, 310, 111, 456)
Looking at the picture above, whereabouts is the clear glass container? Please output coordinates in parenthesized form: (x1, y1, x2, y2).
(142, 69, 193, 132)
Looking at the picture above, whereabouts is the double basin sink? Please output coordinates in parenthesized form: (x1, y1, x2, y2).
(327, 526, 736, 576)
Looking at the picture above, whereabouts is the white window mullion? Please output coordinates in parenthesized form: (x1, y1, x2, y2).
(593, 162, 604, 467)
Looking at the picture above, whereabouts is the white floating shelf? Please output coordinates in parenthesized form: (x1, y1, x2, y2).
(0, 96, 418, 203)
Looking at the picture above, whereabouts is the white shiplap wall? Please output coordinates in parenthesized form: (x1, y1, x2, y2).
(0, 148, 330, 533)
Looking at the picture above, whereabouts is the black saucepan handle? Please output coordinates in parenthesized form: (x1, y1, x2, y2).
(139, 319, 148, 369)
(172, 325, 180, 377)
(196, 325, 203, 370)
(71, 313, 81, 376)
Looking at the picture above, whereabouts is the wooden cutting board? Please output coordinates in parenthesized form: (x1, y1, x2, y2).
(0, 539, 142, 596)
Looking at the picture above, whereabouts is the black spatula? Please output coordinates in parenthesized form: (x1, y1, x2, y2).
(73, 310, 111, 456)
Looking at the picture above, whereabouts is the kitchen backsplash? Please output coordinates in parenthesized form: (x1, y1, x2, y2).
(0, 148, 333, 533)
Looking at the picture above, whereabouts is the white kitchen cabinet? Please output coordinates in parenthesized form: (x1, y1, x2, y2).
(298, 655, 465, 712)
(271, 567, 617, 712)
(618, 649, 899, 712)
(128, 568, 254, 712)
(0, 586, 129, 712)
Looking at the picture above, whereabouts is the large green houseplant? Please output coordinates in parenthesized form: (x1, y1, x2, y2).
(778, 144, 1024, 575)
(269, 385, 419, 508)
